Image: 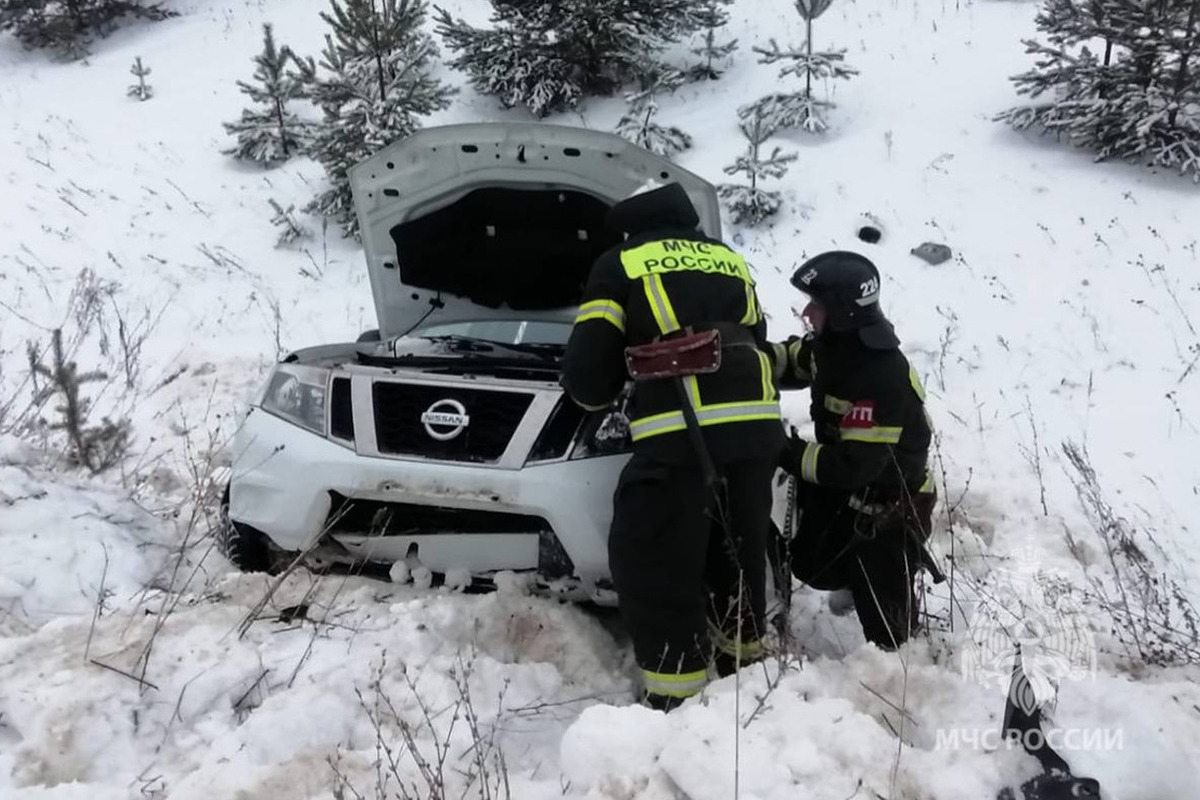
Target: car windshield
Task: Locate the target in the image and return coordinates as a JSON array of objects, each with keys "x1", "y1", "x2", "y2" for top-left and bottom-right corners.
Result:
[{"x1": 414, "y1": 320, "x2": 573, "y2": 347}]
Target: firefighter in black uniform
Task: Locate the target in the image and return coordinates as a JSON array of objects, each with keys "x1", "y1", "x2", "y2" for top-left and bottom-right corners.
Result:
[
  {"x1": 770, "y1": 250, "x2": 937, "y2": 650},
  {"x1": 561, "y1": 182, "x2": 785, "y2": 710}
]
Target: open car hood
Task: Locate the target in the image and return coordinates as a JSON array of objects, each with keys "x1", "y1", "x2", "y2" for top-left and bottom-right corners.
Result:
[{"x1": 348, "y1": 123, "x2": 722, "y2": 339}]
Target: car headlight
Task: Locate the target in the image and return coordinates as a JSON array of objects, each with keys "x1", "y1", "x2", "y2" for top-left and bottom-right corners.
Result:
[
  {"x1": 260, "y1": 363, "x2": 331, "y2": 435},
  {"x1": 569, "y1": 409, "x2": 631, "y2": 459}
]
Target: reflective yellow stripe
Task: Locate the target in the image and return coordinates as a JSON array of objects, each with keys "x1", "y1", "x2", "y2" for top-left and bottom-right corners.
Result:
[
  {"x1": 800, "y1": 442, "x2": 822, "y2": 482},
  {"x1": 620, "y1": 240, "x2": 753, "y2": 284},
  {"x1": 629, "y1": 401, "x2": 782, "y2": 441},
  {"x1": 840, "y1": 426, "x2": 903, "y2": 444},
  {"x1": 770, "y1": 342, "x2": 788, "y2": 380},
  {"x1": 722, "y1": 639, "x2": 764, "y2": 660},
  {"x1": 642, "y1": 274, "x2": 680, "y2": 334},
  {"x1": 757, "y1": 349, "x2": 774, "y2": 401},
  {"x1": 919, "y1": 471, "x2": 935, "y2": 493},
  {"x1": 630, "y1": 419, "x2": 689, "y2": 439},
  {"x1": 739, "y1": 283, "x2": 759, "y2": 325},
  {"x1": 909, "y1": 366, "x2": 926, "y2": 402},
  {"x1": 824, "y1": 395, "x2": 853, "y2": 415},
  {"x1": 575, "y1": 299, "x2": 626, "y2": 333},
  {"x1": 642, "y1": 272, "x2": 695, "y2": 404},
  {"x1": 574, "y1": 309, "x2": 625, "y2": 331},
  {"x1": 788, "y1": 338, "x2": 812, "y2": 381},
  {"x1": 708, "y1": 620, "x2": 765, "y2": 660},
  {"x1": 643, "y1": 668, "x2": 709, "y2": 698},
  {"x1": 629, "y1": 409, "x2": 682, "y2": 426}
]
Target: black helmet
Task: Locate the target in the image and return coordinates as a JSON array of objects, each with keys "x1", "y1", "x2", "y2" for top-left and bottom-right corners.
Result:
[{"x1": 790, "y1": 251, "x2": 900, "y2": 349}]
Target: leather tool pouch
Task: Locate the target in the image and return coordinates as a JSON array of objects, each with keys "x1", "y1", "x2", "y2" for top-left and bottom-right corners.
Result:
[{"x1": 625, "y1": 328, "x2": 722, "y2": 381}]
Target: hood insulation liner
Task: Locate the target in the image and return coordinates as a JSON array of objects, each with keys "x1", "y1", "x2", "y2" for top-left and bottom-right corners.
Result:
[{"x1": 389, "y1": 187, "x2": 620, "y2": 310}]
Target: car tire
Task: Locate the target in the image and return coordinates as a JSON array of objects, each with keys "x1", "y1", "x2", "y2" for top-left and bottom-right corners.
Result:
[
  {"x1": 356, "y1": 329, "x2": 381, "y2": 343},
  {"x1": 218, "y1": 484, "x2": 275, "y2": 573}
]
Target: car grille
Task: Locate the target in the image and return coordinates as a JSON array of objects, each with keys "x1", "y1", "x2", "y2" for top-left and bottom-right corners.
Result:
[{"x1": 372, "y1": 382, "x2": 534, "y2": 462}]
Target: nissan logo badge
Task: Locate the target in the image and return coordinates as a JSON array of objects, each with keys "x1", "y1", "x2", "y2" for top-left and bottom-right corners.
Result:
[{"x1": 420, "y1": 399, "x2": 470, "y2": 441}]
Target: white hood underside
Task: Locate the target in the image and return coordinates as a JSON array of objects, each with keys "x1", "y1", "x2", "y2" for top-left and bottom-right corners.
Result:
[{"x1": 349, "y1": 123, "x2": 722, "y2": 339}]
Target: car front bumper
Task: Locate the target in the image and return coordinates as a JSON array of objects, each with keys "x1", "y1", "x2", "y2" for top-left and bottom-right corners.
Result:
[{"x1": 229, "y1": 408, "x2": 628, "y2": 601}]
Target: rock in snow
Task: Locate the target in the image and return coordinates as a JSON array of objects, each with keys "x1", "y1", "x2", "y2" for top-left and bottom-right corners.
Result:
[{"x1": 911, "y1": 241, "x2": 953, "y2": 265}]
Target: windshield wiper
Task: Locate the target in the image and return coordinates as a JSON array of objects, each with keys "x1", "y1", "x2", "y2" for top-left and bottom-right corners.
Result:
[
  {"x1": 424, "y1": 334, "x2": 561, "y2": 363},
  {"x1": 423, "y1": 334, "x2": 494, "y2": 353},
  {"x1": 480, "y1": 339, "x2": 563, "y2": 361},
  {"x1": 356, "y1": 350, "x2": 560, "y2": 372}
]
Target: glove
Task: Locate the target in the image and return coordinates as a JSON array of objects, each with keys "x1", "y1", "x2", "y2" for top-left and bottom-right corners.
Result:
[{"x1": 780, "y1": 426, "x2": 811, "y2": 476}]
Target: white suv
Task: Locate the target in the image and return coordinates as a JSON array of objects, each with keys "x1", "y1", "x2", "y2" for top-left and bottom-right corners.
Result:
[{"x1": 221, "y1": 123, "x2": 724, "y2": 604}]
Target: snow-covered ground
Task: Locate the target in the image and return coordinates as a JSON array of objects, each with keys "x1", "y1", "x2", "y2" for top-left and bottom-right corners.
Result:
[{"x1": 3, "y1": 0, "x2": 1200, "y2": 797}]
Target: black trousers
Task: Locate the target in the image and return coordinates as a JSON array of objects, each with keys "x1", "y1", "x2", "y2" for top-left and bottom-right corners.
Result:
[
  {"x1": 774, "y1": 483, "x2": 935, "y2": 650},
  {"x1": 608, "y1": 453, "x2": 778, "y2": 696}
]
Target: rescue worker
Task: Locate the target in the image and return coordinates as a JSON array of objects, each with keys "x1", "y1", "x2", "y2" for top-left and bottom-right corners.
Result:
[
  {"x1": 561, "y1": 181, "x2": 784, "y2": 710},
  {"x1": 769, "y1": 250, "x2": 937, "y2": 650}
]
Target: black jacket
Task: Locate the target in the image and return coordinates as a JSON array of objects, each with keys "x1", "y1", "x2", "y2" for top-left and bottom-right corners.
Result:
[
  {"x1": 772, "y1": 331, "x2": 932, "y2": 493},
  {"x1": 561, "y1": 184, "x2": 784, "y2": 464}
]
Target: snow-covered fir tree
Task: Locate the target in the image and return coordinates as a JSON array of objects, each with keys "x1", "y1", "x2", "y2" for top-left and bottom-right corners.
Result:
[
  {"x1": 127, "y1": 56, "x2": 152, "y2": 101},
  {"x1": 0, "y1": 0, "x2": 175, "y2": 60},
  {"x1": 615, "y1": 66, "x2": 692, "y2": 157},
  {"x1": 223, "y1": 24, "x2": 313, "y2": 167},
  {"x1": 997, "y1": 0, "x2": 1200, "y2": 181},
  {"x1": 685, "y1": 0, "x2": 738, "y2": 81},
  {"x1": 268, "y1": 199, "x2": 311, "y2": 247},
  {"x1": 305, "y1": 0, "x2": 455, "y2": 238},
  {"x1": 739, "y1": 0, "x2": 857, "y2": 135},
  {"x1": 718, "y1": 110, "x2": 798, "y2": 227},
  {"x1": 434, "y1": 0, "x2": 708, "y2": 118}
]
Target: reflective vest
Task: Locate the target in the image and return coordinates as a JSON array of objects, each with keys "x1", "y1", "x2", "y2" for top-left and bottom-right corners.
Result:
[{"x1": 563, "y1": 230, "x2": 785, "y2": 464}]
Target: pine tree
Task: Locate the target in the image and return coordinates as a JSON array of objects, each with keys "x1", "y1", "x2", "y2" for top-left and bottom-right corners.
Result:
[
  {"x1": 615, "y1": 66, "x2": 692, "y2": 157},
  {"x1": 0, "y1": 0, "x2": 175, "y2": 61},
  {"x1": 685, "y1": 0, "x2": 738, "y2": 81},
  {"x1": 718, "y1": 110, "x2": 798, "y2": 227},
  {"x1": 30, "y1": 328, "x2": 130, "y2": 474},
  {"x1": 305, "y1": 0, "x2": 455, "y2": 238},
  {"x1": 126, "y1": 55, "x2": 152, "y2": 101},
  {"x1": 434, "y1": 0, "x2": 709, "y2": 118},
  {"x1": 223, "y1": 24, "x2": 314, "y2": 166},
  {"x1": 994, "y1": 2, "x2": 1122, "y2": 143},
  {"x1": 997, "y1": 0, "x2": 1200, "y2": 181},
  {"x1": 269, "y1": 198, "x2": 311, "y2": 247},
  {"x1": 739, "y1": 0, "x2": 857, "y2": 135}
]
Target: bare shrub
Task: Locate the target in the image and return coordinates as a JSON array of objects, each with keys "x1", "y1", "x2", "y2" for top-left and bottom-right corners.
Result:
[
  {"x1": 344, "y1": 653, "x2": 511, "y2": 800},
  {"x1": 1061, "y1": 440, "x2": 1200, "y2": 667},
  {"x1": 108, "y1": 291, "x2": 170, "y2": 391},
  {"x1": 82, "y1": 415, "x2": 235, "y2": 696}
]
